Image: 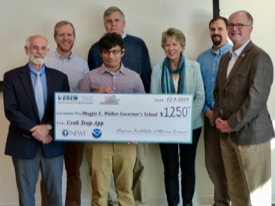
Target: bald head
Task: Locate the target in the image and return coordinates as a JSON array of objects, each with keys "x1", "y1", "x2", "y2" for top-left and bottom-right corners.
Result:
[{"x1": 228, "y1": 10, "x2": 253, "y2": 50}]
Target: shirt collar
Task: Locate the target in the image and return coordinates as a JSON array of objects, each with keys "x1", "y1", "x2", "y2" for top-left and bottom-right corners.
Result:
[
  {"x1": 121, "y1": 32, "x2": 127, "y2": 39},
  {"x1": 28, "y1": 63, "x2": 46, "y2": 75},
  {"x1": 230, "y1": 39, "x2": 251, "y2": 57},
  {"x1": 54, "y1": 49, "x2": 74, "y2": 60},
  {"x1": 210, "y1": 42, "x2": 232, "y2": 56},
  {"x1": 99, "y1": 63, "x2": 126, "y2": 74}
]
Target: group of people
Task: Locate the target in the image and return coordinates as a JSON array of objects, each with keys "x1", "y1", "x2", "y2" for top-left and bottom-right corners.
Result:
[{"x1": 3, "y1": 5, "x2": 273, "y2": 206}]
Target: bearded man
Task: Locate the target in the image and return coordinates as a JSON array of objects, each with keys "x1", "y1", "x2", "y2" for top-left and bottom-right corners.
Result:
[
  {"x1": 196, "y1": 16, "x2": 232, "y2": 206},
  {"x1": 3, "y1": 35, "x2": 69, "y2": 206}
]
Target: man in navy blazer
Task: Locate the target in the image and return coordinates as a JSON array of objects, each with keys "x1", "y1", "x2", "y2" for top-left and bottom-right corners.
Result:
[{"x1": 3, "y1": 35, "x2": 69, "y2": 206}]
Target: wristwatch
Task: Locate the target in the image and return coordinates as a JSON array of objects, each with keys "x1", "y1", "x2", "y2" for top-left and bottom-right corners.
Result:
[{"x1": 46, "y1": 124, "x2": 53, "y2": 132}]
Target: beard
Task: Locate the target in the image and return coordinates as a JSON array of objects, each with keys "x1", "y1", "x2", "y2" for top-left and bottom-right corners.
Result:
[
  {"x1": 211, "y1": 34, "x2": 222, "y2": 46},
  {"x1": 29, "y1": 53, "x2": 47, "y2": 65}
]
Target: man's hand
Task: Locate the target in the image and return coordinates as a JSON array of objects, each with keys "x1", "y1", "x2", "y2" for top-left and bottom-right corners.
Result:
[
  {"x1": 98, "y1": 85, "x2": 114, "y2": 93},
  {"x1": 215, "y1": 118, "x2": 232, "y2": 133},
  {"x1": 30, "y1": 124, "x2": 50, "y2": 142},
  {"x1": 42, "y1": 134, "x2": 53, "y2": 144},
  {"x1": 205, "y1": 110, "x2": 214, "y2": 126}
]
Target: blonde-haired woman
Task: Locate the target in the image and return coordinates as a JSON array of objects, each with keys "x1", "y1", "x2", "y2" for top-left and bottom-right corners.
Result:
[{"x1": 151, "y1": 28, "x2": 204, "y2": 206}]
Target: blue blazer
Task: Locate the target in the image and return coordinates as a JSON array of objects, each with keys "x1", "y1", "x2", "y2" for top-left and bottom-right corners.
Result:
[
  {"x1": 150, "y1": 59, "x2": 205, "y2": 129},
  {"x1": 3, "y1": 64, "x2": 70, "y2": 159}
]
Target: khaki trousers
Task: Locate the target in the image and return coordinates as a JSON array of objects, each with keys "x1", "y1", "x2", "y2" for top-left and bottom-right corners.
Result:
[
  {"x1": 108, "y1": 143, "x2": 148, "y2": 206},
  {"x1": 220, "y1": 137, "x2": 271, "y2": 206},
  {"x1": 86, "y1": 142, "x2": 136, "y2": 206}
]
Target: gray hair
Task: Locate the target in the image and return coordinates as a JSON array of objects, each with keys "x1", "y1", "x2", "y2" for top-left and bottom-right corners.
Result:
[
  {"x1": 103, "y1": 6, "x2": 125, "y2": 21},
  {"x1": 25, "y1": 35, "x2": 49, "y2": 49}
]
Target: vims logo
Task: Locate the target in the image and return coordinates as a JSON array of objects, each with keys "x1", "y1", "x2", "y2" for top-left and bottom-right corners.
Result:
[
  {"x1": 58, "y1": 95, "x2": 78, "y2": 101},
  {"x1": 92, "y1": 128, "x2": 102, "y2": 138}
]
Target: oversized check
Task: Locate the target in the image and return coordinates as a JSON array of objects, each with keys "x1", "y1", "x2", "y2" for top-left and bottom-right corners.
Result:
[{"x1": 54, "y1": 93, "x2": 193, "y2": 143}]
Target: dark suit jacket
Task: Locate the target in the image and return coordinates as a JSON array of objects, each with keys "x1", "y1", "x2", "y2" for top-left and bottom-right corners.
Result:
[
  {"x1": 213, "y1": 41, "x2": 274, "y2": 145},
  {"x1": 3, "y1": 64, "x2": 70, "y2": 159}
]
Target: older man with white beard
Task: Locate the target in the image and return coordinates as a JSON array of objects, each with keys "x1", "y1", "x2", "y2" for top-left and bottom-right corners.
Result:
[{"x1": 3, "y1": 35, "x2": 69, "y2": 206}]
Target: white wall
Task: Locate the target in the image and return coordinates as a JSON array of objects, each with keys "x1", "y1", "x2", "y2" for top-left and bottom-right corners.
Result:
[
  {"x1": 1, "y1": 0, "x2": 275, "y2": 205},
  {"x1": 0, "y1": 0, "x2": 212, "y2": 80}
]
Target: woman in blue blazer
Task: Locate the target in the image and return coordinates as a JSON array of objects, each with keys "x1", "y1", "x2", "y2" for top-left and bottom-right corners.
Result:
[{"x1": 151, "y1": 28, "x2": 204, "y2": 206}]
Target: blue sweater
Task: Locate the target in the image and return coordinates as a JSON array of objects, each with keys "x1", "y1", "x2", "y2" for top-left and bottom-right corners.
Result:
[{"x1": 87, "y1": 34, "x2": 152, "y2": 93}]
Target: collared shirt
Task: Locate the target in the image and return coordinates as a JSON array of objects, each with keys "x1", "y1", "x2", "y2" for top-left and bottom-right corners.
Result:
[
  {"x1": 28, "y1": 63, "x2": 47, "y2": 105},
  {"x1": 80, "y1": 63, "x2": 145, "y2": 94},
  {"x1": 121, "y1": 32, "x2": 126, "y2": 39},
  {"x1": 197, "y1": 42, "x2": 232, "y2": 113},
  {"x1": 46, "y1": 50, "x2": 89, "y2": 92},
  {"x1": 227, "y1": 39, "x2": 251, "y2": 77}
]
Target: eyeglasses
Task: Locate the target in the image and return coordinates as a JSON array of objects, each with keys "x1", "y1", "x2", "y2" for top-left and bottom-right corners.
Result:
[
  {"x1": 228, "y1": 23, "x2": 251, "y2": 29},
  {"x1": 102, "y1": 50, "x2": 122, "y2": 55},
  {"x1": 29, "y1": 46, "x2": 48, "y2": 52}
]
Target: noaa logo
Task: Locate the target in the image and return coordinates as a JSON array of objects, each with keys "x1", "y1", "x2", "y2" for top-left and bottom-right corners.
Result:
[
  {"x1": 62, "y1": 129, "x2": 69, "y2": 136},
  {"x1": 92, "y1": 128, "x2": 102, "y2": 138}
]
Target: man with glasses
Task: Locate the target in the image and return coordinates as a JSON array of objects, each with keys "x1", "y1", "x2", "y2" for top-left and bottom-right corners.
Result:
[
  {"x1": 213, "y1": 10, "x2": 273, "y2": 206},
  {"x1": 81, "y1": 33, "x2": 145, "y2": 206},
  {"x1": 197, "y1": 16, "x2": 231, "y2": 206},
  {"x1": 3, "y1": 35, "x2": 69, "y2": 206},
  {"x1": 88, "y1": 6, "x2": 151, "y2": 206}
]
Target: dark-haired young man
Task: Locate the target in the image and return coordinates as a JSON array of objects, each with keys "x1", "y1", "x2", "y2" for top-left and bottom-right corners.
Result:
[
  {"x1": 80, "y1": 33, "x2": 145, "y2": 206},
  {"x1": 88, "y1": 7, "x2": 151, "y2": 205},
  {"x1": 197, "y1": 16, "x2": 231, "y2": 206}
]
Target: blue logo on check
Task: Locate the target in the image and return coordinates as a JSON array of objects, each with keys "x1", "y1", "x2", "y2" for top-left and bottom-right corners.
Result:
[
  {"x1": 92, "y1": 128, "x2": 102, "y2": 138},
  {"x1": 62, "y1": 129, "x2": 69, "y2": 137}
]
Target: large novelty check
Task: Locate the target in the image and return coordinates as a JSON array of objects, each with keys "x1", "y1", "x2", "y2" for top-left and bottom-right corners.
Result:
[{"x1": 54, "y1": 93, "x2": 193, "y2": 143}]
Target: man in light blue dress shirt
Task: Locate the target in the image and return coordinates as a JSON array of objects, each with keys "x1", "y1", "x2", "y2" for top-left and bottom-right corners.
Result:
[
  {"x1": 196, "y1": 16, "x2": 232, "y2": 206},
  {"x1": 41, "y1": 21, "x2": 89, "y2": 206}
]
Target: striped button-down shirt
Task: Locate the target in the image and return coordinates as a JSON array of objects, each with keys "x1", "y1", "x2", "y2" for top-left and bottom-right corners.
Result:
[
  {"x1": 80, "y1": 63, "x2": 145, "y2": 94},
  {"x1": 46, "y1": 50, "x2": 89, "y2": 92}
]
